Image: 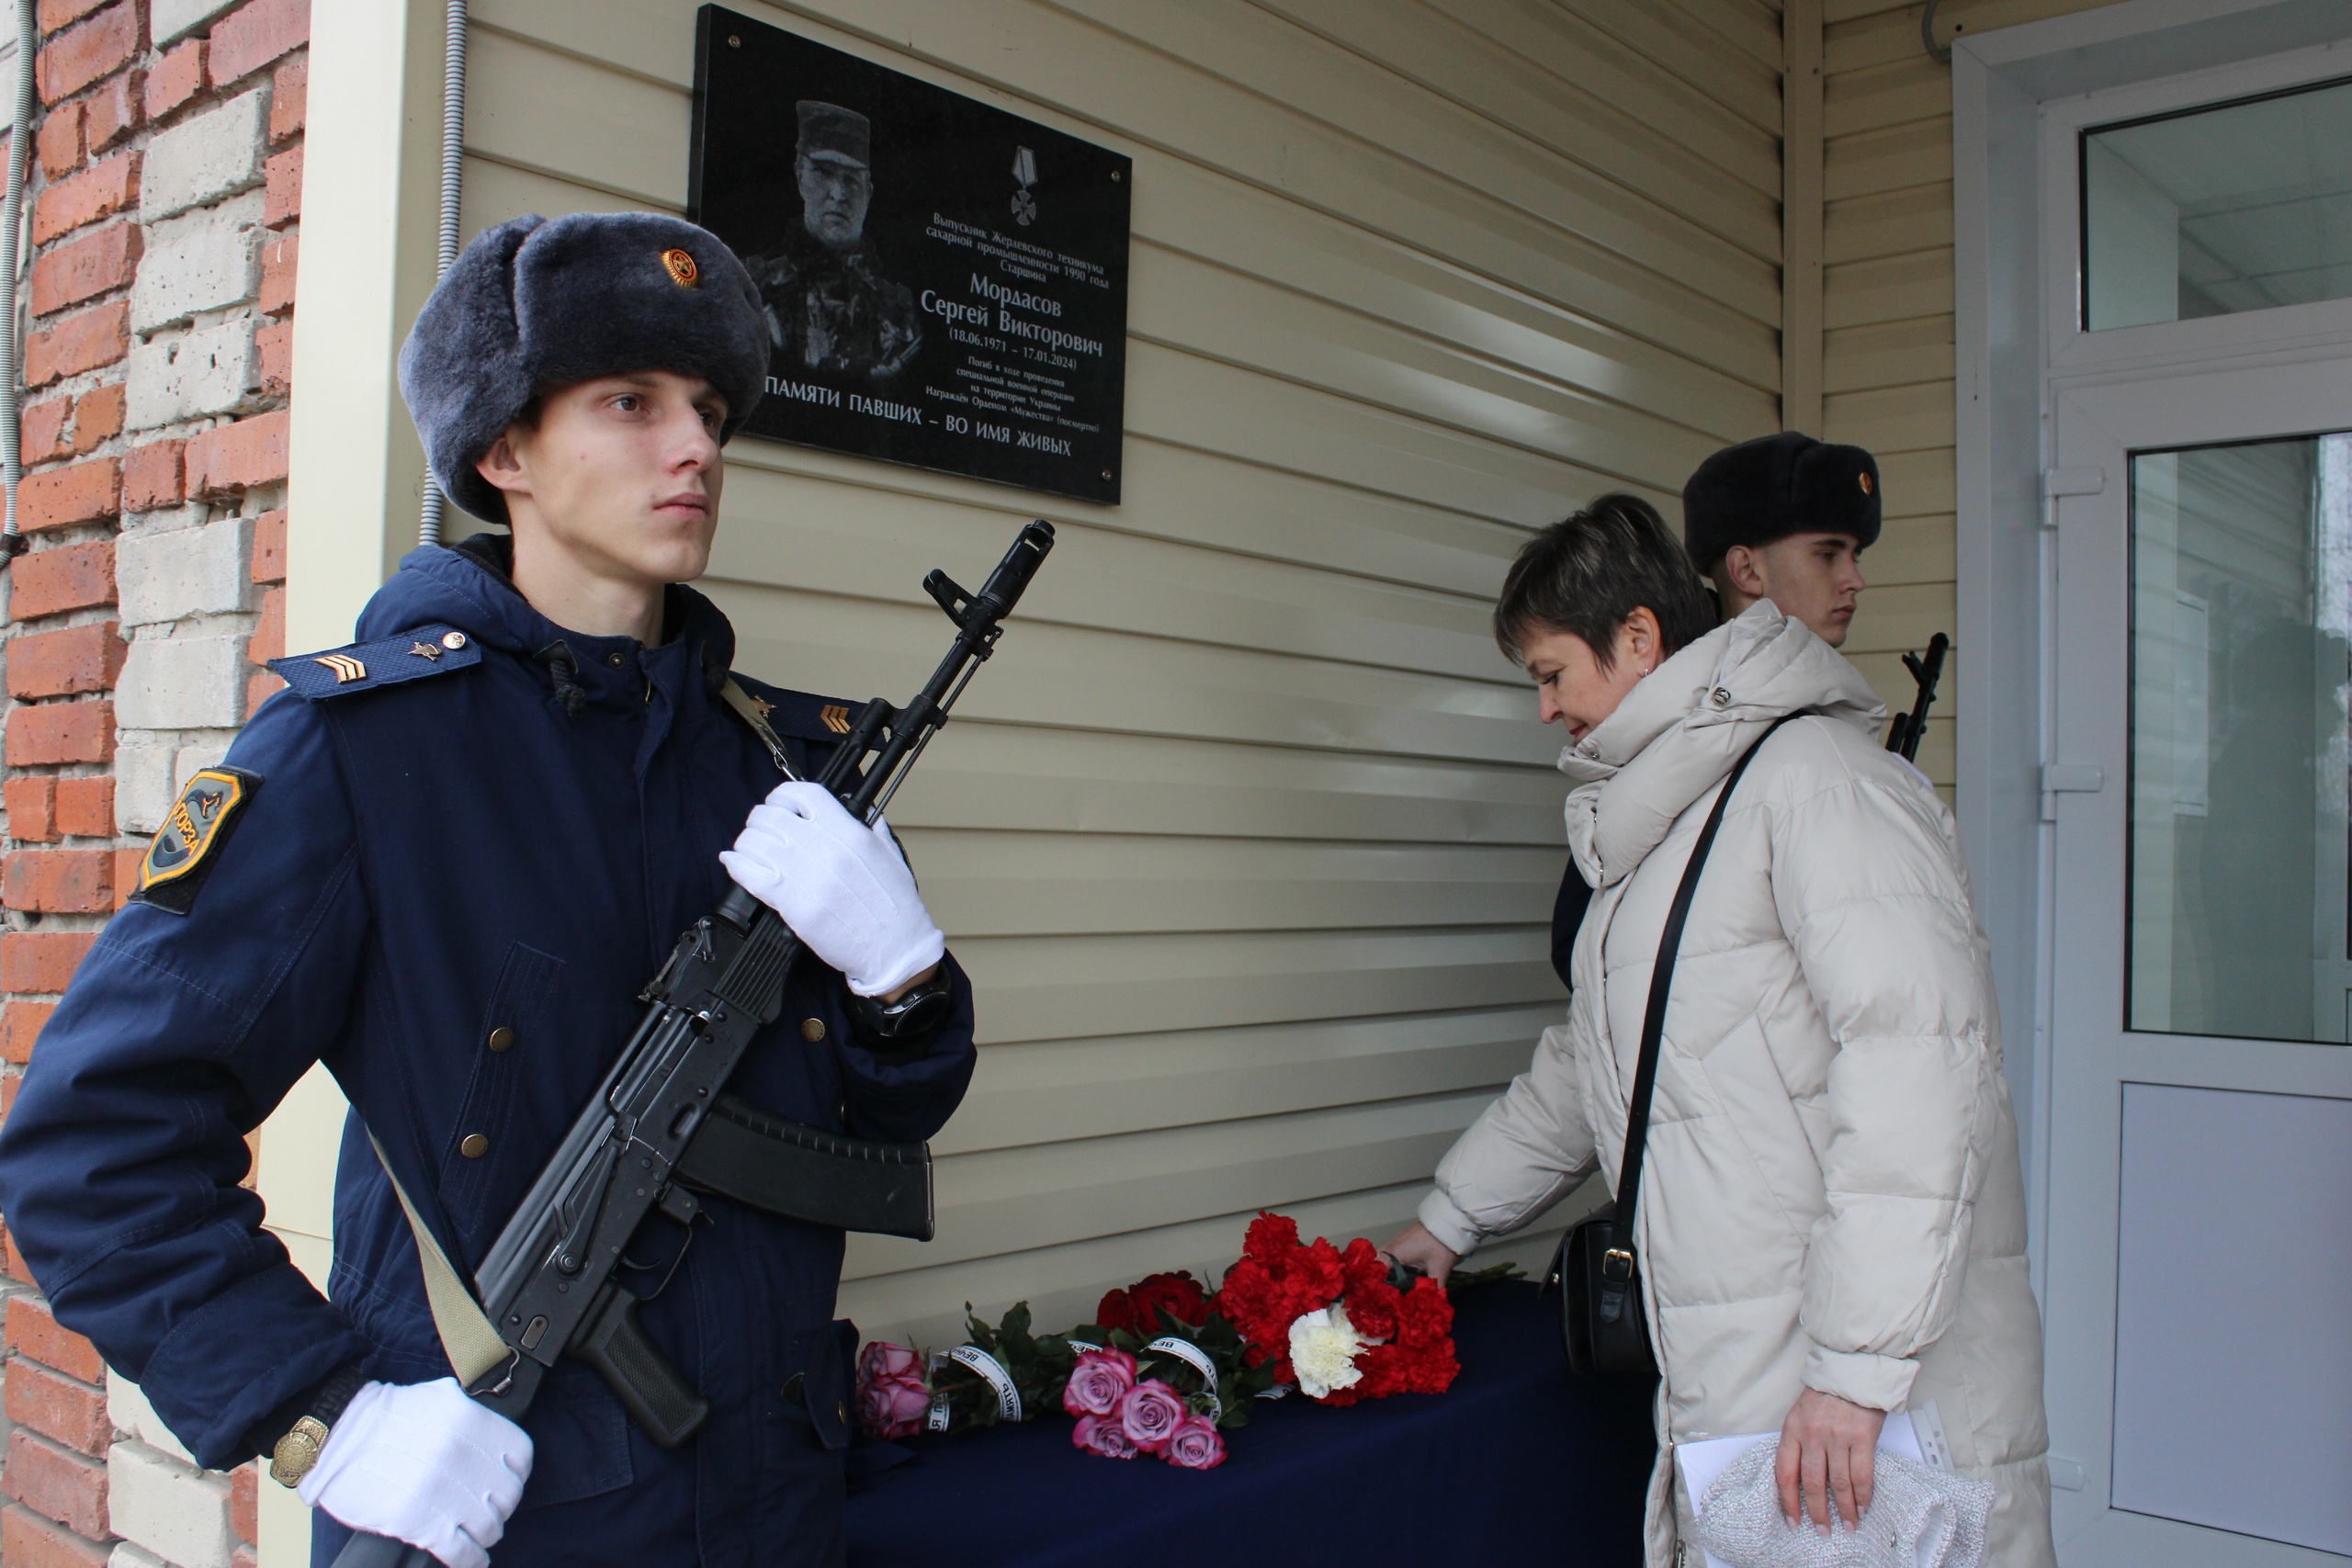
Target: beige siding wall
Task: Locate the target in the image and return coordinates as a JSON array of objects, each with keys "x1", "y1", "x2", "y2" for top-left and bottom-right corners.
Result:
[
  {"x1": 459, "y1": 0, "x2": 1782, "y2": 1348},
  {"x1": 1818, "y1": 0, "x2": 2120, "y2": 789}
]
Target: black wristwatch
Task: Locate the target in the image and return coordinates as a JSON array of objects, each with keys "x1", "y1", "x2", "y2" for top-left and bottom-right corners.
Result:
[
  {"x1": 266, "y1": 1364, "x2": 370, "y2": 1489},
  {"x1": 848, "y1": 969, "x2": 954, "y2": 1043}
]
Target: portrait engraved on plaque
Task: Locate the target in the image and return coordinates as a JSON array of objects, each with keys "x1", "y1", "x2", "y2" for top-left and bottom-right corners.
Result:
[{"x1": 693, "y1": 7, "x2": 1134, "y2": 502}]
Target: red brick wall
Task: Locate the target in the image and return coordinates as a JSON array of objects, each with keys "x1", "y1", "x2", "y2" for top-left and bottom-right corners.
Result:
[{"x1": 0, "y1": 3, "x2": 306, "y2": 1562}]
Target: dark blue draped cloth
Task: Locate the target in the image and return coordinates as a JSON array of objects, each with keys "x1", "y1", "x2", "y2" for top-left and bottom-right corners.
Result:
[{"x1": 846, "y1": 1281, "x2": 1657, "y2": 1565}]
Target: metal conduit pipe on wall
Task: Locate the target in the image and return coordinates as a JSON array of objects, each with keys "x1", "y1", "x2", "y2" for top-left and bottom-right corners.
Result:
[
  {"x1": 1922, "y1": 0, "x2": 1955, "y2": 63},
  {"x1": 1, "y1": 0, "x2": 39, "y2": 564},
  {"x1": 418, "y1": 0, "x2": 469, "y2": 548}
]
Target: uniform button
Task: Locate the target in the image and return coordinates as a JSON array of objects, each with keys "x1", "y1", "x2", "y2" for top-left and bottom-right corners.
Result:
[
  {"x1": 442, "y1": 631, "x2": 467, "y2": 650},
  {"x1": 800, "y1": 1018, "x2": 826, "y2": 1043},
  {"x1": 607, "y1": 652, "x2": 625, "y2": 668},
  {"x1": 1709, "y1": 687, "x2": 1734, "y2": 707},
  {"x1": 836, "y1": 1400, "x2": 847, "y2": 1425},
  {"x1": 487, "y1": 1026, "x2": 515, "y2": 1053},
  {"x1": 459, "y1": 1134, "x2": 490, "y2": 1158}
]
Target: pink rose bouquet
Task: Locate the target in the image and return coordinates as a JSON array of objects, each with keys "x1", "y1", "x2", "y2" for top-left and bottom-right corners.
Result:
[
  {"x1": 1116, "y1": 1379, "x2": 1188, "y2": 1455},
  {"x1": 1061, "y1": 1347, "x2": 1137, "y2": 1417},
  {"x1": 1162, "y1": 1413, "x2": 1226, "y2": 1471},
  {"x1": 854, "y1": 1342, "x2": 931, "y2": 1440},
  {"x1": 1072, "y1": 1413, "x2": 1140, "y2": 1460}
]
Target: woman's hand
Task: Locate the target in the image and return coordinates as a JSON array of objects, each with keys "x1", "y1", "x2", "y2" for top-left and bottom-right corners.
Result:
[
  {"x1": 1376, "y1": 1222, "x2": 1459, "y2": 1283},
  {"x1": 1775, "y1": 1387, "x2": 1884, "y2": 1532}
]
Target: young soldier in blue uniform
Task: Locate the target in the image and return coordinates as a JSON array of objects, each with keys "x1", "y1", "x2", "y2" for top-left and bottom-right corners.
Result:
[{"x1": 0, "y1": 211, "x2": 977, "y2": 1567}]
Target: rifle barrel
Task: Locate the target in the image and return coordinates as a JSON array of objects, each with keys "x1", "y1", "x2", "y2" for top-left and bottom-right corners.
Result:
[{"x1": 1888, "y1": 632, "x2": 1949, "y2": 764}]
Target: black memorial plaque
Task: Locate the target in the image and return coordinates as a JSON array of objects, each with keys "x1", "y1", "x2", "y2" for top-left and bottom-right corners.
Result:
[{"x1": 691, "y1": 7, "x2": 1132, "y2": 503}]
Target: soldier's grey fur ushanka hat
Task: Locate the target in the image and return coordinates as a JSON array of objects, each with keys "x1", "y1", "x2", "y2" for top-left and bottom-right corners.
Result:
[{"x1": 398, "y1": 210, "x2": 769, "y2": 524}]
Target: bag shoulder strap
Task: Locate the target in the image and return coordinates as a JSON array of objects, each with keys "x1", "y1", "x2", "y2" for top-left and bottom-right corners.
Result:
[
  {"x1": 1607, "y1": 713, "x2": 1803, "y2": 1267},
  {"x1": 369, "y1": 1135, "x2": 511, "y2": 1386}
]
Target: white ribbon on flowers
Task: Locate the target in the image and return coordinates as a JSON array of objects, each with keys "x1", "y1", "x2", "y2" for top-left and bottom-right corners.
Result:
[
  {"x1": 943, "y1": 1344, "x2": 1023, "y2": 1422},
  {"x1": 1067, "y1": 1340, "x2": 1102, "y2": 1355},
  {"x1": 1145, "y1": 1336, "x2": 1223, "y2": 1422}
]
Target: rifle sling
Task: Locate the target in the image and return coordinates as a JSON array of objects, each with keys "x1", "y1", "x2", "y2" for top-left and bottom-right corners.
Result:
[
  {"x1": 369, "y1": 1090, "x2": 934, "y2": 1391},
  {"x1": 720, "y1": 678, "x2": 805, "y2": 781},
  {"x1": 675, "y1": 1094, "x2": 936, "y2": 1241},
  {"x1": 368, "y1": 1136, "x2": 513, "y2": 1387},
  {"x1": 711, "y1": 678, "x2": 936, "y2": 1240}
]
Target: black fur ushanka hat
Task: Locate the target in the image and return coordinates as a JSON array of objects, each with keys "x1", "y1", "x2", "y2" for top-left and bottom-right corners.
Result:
[
  {"x1": 1680, "y1": 431, "x2": 1882, "y2": 570},
  {"x1": 398, "y1": 211, "x2": 769, "y2": 524}
]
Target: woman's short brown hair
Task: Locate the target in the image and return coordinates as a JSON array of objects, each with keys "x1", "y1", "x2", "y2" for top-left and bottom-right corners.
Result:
[{"x1": 1492, "y1": 493, "x2": 1717, "y2": 667}]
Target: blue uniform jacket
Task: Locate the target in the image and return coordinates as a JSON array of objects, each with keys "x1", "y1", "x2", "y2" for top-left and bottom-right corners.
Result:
[{"x1": 0, "y1": 540, "x2": 976, "y2": 1565}]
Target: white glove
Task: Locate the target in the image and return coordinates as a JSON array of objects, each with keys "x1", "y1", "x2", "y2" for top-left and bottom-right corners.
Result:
[
  {"x1": 719, "y1": 782, "x2": 945, "y2": 998},
  {"x1": 297, "y1": 1378, "x2": 532, "y2": 1568}
]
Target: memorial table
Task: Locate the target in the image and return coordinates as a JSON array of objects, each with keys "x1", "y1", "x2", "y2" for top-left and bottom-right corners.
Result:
[{"x1": 845, "y1": 1281, "x2": 1657, "y2": 1565}]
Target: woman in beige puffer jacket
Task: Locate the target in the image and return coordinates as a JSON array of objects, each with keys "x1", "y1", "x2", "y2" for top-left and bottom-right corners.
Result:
[{"x1": 1413, "y1": 597, "x2": 2054, "y2": 1568}]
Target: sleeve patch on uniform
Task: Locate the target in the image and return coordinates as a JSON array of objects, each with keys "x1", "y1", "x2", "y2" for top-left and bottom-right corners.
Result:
[{"x1": 130, "y1": 767, "x2": 262, "y2": 915}]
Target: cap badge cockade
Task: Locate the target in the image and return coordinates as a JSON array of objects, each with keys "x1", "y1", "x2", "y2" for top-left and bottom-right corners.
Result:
[
  {"x1": 1859, "y1": 471, "x2": 1873, "y2": 495},
  {"x1": 662, "y1": 247, "x2": 699, "y2": 288}
]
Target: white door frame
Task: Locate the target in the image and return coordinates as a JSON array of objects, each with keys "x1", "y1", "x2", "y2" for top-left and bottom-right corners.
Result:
[
  {"x1": 1952, "y1": 0, "x2": 2352, "y2": 1280},
  {"x1": 2044, "y1": 360, "x2": 2352, "y2": 1565},
  {"x1": 1959, "y1": 3, "x2": 2352, "y2": 1562}
]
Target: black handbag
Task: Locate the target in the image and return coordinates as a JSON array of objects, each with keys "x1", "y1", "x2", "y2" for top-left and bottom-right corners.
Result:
[{"x1": 1547, "y1": 715, "x2": 1797, "y2": 1375}]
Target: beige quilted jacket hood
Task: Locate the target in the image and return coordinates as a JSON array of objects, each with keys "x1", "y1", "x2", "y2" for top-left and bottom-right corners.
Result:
[{"x1": 1419, "y1": 604, "x2": 2053, "y2": 1567}]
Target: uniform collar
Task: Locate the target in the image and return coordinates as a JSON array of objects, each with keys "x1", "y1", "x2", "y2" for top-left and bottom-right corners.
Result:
[{"x1": 366, "y1": 537, "x2": 739, "y2": 714}]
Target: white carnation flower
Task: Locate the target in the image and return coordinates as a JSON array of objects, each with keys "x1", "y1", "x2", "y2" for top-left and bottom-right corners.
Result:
[{"x1": 1287, "y1": 1303, "x2": 1366, "y2": 1399}]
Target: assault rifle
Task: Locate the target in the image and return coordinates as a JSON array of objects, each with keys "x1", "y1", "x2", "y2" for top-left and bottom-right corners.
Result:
[
  {"x1": 334, "y1": 521, "x2": 1055, "y2": 1568},
  {"x1": 1884, "y1": 631, "x2": 1948, "y2": 764}
]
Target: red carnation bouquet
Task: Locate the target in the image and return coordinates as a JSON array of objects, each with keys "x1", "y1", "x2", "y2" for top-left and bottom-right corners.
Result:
[{"x1": 1210, "y1": 1213, "x2": 1460, "y2": 1405}]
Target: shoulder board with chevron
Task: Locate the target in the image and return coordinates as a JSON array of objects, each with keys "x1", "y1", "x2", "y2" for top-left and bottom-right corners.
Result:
[
  {"x1": 267, "y1": 624, "x2": 485, "y2": 701},
  {"x1": 727, "y1": 678, "x2": 868, "y2": 744}
]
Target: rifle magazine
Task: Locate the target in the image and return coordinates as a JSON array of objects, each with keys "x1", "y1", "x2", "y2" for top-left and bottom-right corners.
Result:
[{"x1": 677, "y1": 1094, "x2": 935, "y2": 1241}]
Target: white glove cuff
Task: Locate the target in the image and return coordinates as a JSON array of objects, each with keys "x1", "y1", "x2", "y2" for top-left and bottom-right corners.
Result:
[
  {"x1": 846, "y1": 922, "x2": 946, "y2": 998},
  {"x1": 297, "y1": 1380, "x2": 390, "y2": 1508}
]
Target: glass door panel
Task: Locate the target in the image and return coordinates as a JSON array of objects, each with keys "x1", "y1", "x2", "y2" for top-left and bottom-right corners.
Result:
[
  {"x1": 2085, "y1": 76, "x2": 2352, "y2": 329},
  {"x1": 2128, "y1": 433, "x2": 2352, "y2": 1043}
]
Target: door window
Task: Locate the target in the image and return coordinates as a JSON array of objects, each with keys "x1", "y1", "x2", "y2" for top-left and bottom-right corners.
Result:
[
  {"x1": 2129, "y1": 434, "x2": 2352, "y2": 1042},
  {"x1": 2084, "y1": 75, "x2": 2352, "y2": 330}
]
